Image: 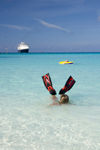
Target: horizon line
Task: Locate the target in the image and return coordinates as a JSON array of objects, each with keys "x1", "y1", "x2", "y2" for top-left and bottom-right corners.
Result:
[{"x1": 0, "y1": 51, "x2": 100, "y2": 54}]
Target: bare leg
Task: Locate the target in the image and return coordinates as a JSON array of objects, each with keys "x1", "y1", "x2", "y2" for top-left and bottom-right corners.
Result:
[
  {"x1": 51, "y1": 95, "x2": 58, "y2": 101},
  {"x1": 49, "y1": 95, "x2": 59, "y2": 106}
]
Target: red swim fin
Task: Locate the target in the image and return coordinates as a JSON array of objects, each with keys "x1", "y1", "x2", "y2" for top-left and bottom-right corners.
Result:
[
  {"x1": 42, "y1": 73, "x2": 56, "y2": 95},
  {"x1": 59, "y1": 76, "x2": 76, "y2": 94}
]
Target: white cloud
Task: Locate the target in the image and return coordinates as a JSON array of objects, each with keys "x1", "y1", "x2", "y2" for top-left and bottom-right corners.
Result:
[
  {"x1": 0, "y1": 24, "x2": 31, "y2": 31},
  {"x1": 35, "y1": 18, "x2": 71, "y2": 33}
]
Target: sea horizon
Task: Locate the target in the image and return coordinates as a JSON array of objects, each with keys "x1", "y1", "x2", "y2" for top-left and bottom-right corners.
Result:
[{"x1": 0, "y1": 51, "x2": 100, "y2": 54}]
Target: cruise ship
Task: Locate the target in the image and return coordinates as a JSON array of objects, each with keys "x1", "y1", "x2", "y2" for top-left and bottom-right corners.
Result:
[{"x1": 17, "y1": 42, "x2": 29, "y2": 53}]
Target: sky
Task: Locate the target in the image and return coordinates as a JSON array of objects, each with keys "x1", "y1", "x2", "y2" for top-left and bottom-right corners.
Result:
[{"x1": 0, "y1": 0, "x2": 100, "y2": 52}]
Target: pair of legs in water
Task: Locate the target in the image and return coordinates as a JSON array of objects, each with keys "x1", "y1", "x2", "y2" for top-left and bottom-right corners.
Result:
[{"x1": 42, "y1": 73, "x2": 76, "y2": 105}]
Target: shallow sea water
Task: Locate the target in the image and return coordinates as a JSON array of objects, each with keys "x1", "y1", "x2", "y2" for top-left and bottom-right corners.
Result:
[{"x1": 0, "y1": 53, "x2": 100, "y2": 150}]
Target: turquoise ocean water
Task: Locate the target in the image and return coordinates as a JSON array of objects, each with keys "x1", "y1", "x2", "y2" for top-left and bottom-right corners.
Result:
[{"x1": 0, "y1": 53, "x2": 100, "y2": 150}]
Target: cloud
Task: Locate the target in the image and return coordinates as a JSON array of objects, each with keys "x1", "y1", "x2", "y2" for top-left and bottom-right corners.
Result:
[
  {"x1": 35, "y1": 18, "x2": 71, "y2": 33},
  {"x1": 0, "y1": 24, "x2": 31, "y2": 31}
]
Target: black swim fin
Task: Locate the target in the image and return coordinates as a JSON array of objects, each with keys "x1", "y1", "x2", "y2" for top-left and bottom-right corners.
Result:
[
  {"x1": 42, "y1": 73, "x2": 56, "y2": 95},
  {"x1": 59, "y1": 76, "x2": 76, "y2": 94}
]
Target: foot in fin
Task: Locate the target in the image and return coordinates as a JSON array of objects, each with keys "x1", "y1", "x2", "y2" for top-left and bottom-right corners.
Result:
[
  {"x1": 59, "y1": 76, "x2": 76, "y2": 94},
  {"x1": 42, "y1": 73, "x2": 56, "y2": 95}
]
